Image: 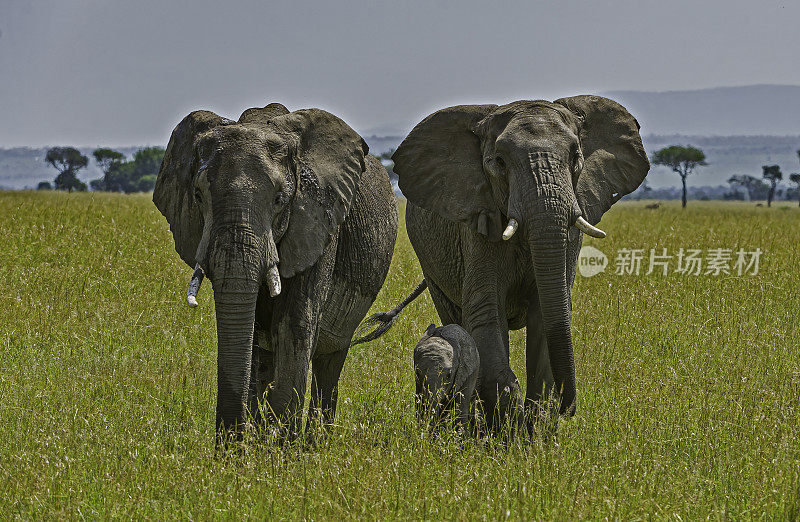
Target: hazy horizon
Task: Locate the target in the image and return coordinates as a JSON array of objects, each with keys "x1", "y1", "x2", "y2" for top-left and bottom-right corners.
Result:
[{"x1": 2, "y1": 1, "x2": 800, "y2": 148}]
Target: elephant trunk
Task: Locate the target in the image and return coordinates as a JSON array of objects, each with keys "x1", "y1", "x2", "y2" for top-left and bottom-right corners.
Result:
[
  {"x1": 213, "y1": 286, "x2": 259, "y2": 436},
  {"x1": 208, "y1": 224, "x2": 276, "y2": 438},
  {"x1": 510, "y1": 152, "x2": 578, "y2": 415},
  {"x1": 529, "y1": 228, "x2": 576, "y2": 414}
]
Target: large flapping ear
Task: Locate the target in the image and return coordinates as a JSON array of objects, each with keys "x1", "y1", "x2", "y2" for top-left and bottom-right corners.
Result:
[
  {"x1": 554, "y1": 95, "x2": 650, "y2": 225},
  {"x1": 392, "y1": 104, "x2": 506, "y2": 240},
  {"x1": 153, "y1": 110, "x2": 233, "y2": 267},
  {"x1": 267, "y1": 109, "x2": 368, "y2": 278},
  {"x1": 238, "y1": 103, "x2": 290, "y2": 124}
]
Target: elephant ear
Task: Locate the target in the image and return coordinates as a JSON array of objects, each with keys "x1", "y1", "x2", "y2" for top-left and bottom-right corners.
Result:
[
  {"x1": 392, "y1": 104, "x2": 504, "y2": 240},
  {"x1": 268, "y1": 108, "x2": 367, "y2": 278},
  {"x1": 153, "y1": 110, "x2": 234, "y2": 267},
  {"x1": 555, "y1": 95, "x2": 650, "y2": 225}
]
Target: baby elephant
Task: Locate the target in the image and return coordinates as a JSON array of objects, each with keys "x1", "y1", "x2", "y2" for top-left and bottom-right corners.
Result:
[{"x1": 414, "y1": 324, "x2": 480, "y2": 432}]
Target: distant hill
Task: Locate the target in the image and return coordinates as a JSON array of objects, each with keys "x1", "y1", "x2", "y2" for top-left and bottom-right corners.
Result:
[
  {"x1": 642, "y1": 134, "x2": 800, "y2": 188},
  {"x1": 3, "y1": 90, "x2": 799, "y2": 192},
  {"x1": 603, "y1": 85, "x2": 800, "y2": 136},
  {"x1": 363, "y1": 136, "x2": 402, "y2": 157}
]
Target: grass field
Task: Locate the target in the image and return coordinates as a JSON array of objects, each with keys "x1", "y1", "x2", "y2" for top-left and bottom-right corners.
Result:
[{"x1": 1, "y1": 191, "x2": 799, "y2": 519}]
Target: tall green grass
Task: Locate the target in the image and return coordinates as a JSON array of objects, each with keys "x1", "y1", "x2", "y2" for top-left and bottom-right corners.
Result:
[{"x1": 0, "y1": 192, "x2": 798, "y2": 518}]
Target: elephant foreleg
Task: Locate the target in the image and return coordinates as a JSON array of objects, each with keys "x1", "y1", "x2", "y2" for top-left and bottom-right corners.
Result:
[
  {"x1": 525, "y1": 296, "x2": 558, "y2": 437},
  {"x1": 266, "y1": 237, "x2": 338, "y2": 442},
  {"x1": 306, "y1": 346, "x2": 349, "y2": 439},
  {"x1": 248, "y1": 337, "x2": 273, "y2": 431},
  {"x1": 460, "y1": 234, "x2": 519, "y2": 432}
]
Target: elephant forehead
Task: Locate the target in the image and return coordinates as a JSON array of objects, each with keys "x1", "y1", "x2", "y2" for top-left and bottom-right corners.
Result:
[
  {"x1": 414, "y1": 337, "x2": 454, "y2": 368},
  {"x1": 198, "y1": 125, "x2": 272, "y2": 153},
  {"x1": 495, "y1": 101, "x2": 580, "y2": 133}
]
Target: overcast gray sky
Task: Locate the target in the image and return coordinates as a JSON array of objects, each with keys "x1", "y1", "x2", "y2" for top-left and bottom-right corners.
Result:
[{"x1": 1, "y1": 0, "x2": 799, "y2": 147}]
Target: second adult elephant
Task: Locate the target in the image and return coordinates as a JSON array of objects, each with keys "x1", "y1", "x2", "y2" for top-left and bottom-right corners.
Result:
[
  {"x1": 386, "y1": 96, "x2": 649, "y2": 430},
  {"x1": 154, "y1": 104, "x2": 398, "y2": 441}
]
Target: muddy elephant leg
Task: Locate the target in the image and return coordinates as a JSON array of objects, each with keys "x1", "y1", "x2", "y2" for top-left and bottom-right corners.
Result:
[
  {"x1": 306, "y1": 346, "x2": 349, "y2": 439},
  {"x1": 266, "y1": 238, "x2": 337, "y2": 442}
]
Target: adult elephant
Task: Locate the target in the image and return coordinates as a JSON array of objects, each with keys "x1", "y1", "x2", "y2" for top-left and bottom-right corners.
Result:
[
  {"x1": 154, "y1": 103, "x2": 398, "y2": 441},
  {"x1": 386, "y1": 96, "x2": 648, "y2": 430}
]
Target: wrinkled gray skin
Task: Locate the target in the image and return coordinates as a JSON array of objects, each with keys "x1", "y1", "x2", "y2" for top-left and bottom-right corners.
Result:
[
  {"x1": 154, "y1": 103, "x2": 398, "y2": 442},
  {"x1": 414, "y1": 324, "x2": 480, "y2": 432},
  {"x1": 393, "y1": 96, "x2": 649, "y2": 432}
]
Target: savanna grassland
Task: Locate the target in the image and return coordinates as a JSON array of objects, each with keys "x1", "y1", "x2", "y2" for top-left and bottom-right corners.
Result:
[{"x1": 1, "y1": 191, "x2": 799, "y2": 519}]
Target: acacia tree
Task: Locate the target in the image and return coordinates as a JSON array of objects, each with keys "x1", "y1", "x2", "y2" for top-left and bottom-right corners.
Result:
[
  {"x1": 91, "y1": 148, "x2": 125, "y2": 191},
  {"x1": 45, "y1": 147, "x2": 88, "y2": 192},
  {"x1": 651, "y1": 145, "x2": 707, "y2": 208},
  {"x1": 88, "y1": 146, "x2": 164, "y2": 192},
  {"x1": 789, "y1": 173, "x2": 800, "y2": 207},
  {"x1": 762, "y1": 164, "x2": 782, "y2": 207}
]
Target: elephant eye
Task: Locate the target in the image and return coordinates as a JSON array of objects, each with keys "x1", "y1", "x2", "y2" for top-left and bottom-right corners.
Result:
[
  {"x1": 495, "y1": 156, "x2": 506, "y2": 169},
  {"x1": 274, "y1": 191, "x2": 288, "y2": 206},
  {"x1": 194, "y1": 188, "x2": 203, "y2": 203}
]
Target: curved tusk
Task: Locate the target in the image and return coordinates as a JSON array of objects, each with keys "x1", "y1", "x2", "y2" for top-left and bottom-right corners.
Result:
[
  {"x1": 574, "y1": 216, "x2": 606, "y2": 238},
  {"x1": 186, "y1": 264, "x2": 204, "y2": 308},
  {"x1": 502, "y1": 218, "x2": 518, "y2": 241},
  {"x1": 267, "y1": 265, "x2": 281, "y2": 297}
]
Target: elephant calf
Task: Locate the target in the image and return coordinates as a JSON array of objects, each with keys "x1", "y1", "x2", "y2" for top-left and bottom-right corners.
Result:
[{"x1": 414, "y1": 324, "x2": 479, "y2": 433}]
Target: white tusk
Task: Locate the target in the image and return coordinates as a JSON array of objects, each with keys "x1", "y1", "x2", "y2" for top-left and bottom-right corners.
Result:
[
  {"x1": 502, "y1": 218, "x2": 518, "y2": 241},
  {"x1": 186, "y1": 264, "x2": 204, "y2": 308},
  {"x1": 268, "y1": 265, "x2": 281, "y2": 297},
  {"x1": 573, "y1": 216, "x2": 606, "y2": 238}
]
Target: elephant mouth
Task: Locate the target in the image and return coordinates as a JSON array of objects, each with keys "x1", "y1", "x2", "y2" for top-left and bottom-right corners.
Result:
[
  {"x1": 501, "y1": 214, "x2": 606, "y2": 241},
  {"x1": 184, "y1": 261, "x2": 282, "y2": 307}
]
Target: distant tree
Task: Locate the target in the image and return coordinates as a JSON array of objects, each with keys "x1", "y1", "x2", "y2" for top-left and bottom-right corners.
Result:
[
  {"x1": 789, "y1": 173, "x2": 800, "y2": 207},
  {"x1": 55, "y1": 171, "x2": 88, "y2": 192},
  {"x1": 87, "y1": 146, "x2": 164, "y2": 193},
  {"x1": 129, "y1": 147, "x2": 164, "y2": 191},
  {"x1": 762, "y1": 164, "x2": 782, "y2": 207},
  {"x1": 651, "y1": 145, "x2": 707, "y2": 208},
  {"x1": 45, "y1": 147, "x2": 88, "y2": 192},
  {"x1": 91, "y1": 148, "x2": 125, "y2": 191},
  {"x1": 37, "y1": 181, "x2": 52, "y2": 190},
  {"x1": 728, "y1": 175, "x2": 769, "y2": 201}
]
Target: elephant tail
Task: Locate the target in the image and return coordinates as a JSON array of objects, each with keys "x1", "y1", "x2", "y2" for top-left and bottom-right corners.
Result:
[{"x1": 351, "y1": 280, "x2": 428, "y2": 345}]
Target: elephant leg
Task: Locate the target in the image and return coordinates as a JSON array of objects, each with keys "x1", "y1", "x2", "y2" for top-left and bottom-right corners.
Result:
[
  {"x1": 267, "y1": 238, "x2": 338, "y2": 442},
  {"x1": 455, "y1": 389, "x2": 472, "y2": 435},
  {"x1": 306, "y1": 346, "x2": 349, "y2": 439},
  {"x1": 427, "y1": 279, "x2": 462, "y2": 326},
  {"x1": 525, "y1": 297, "x2": 558, "y2": 436},
  {"x1": 460, "y1": 237, "x2": 519, "y2": 433},
  {"x1": 248, "y1": 335, "x2": 274, "y2": 431}
]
